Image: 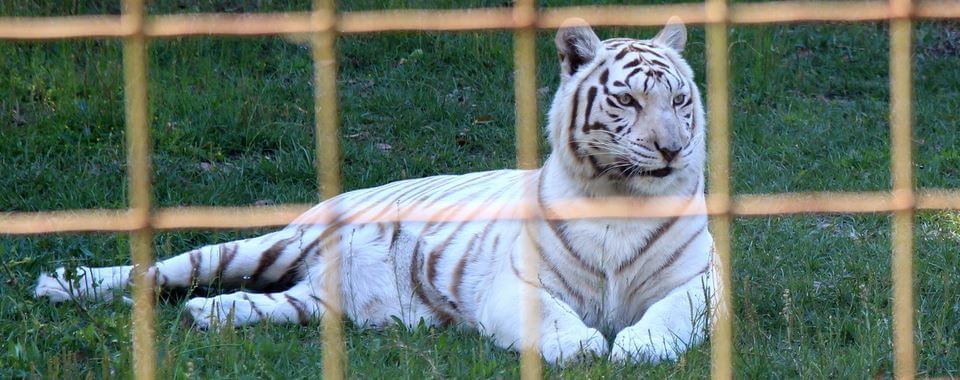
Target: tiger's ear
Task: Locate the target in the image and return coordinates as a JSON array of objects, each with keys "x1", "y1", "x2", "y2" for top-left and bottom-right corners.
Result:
[
  {"x1": 654, "y1": 16, "x2": 687, "y2": 53},
  {"x1": 555, "y1": 18, "x2": 601, "y2": 78}
]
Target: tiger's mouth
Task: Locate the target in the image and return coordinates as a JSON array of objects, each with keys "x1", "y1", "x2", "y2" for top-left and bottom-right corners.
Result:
[
  {"x1": 642, "y1": 167, "x2": 673, "y2": 178},
  {"x1": 609, "y1": 163, "x2": 673, "y2": 178}
]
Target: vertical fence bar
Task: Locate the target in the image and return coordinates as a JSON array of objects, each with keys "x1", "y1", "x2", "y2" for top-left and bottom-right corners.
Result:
[
  {"x1": 513, "y1": 0, "x2": 541, "y2": 378},
  {"x1": 312, "y1": 0, "x2": 344, "y2": 379},
  {"x1": 313, "y1": 4, "x2": 341, "y2": 200},
  {"x1": 121, "y1": 0, "x2": 155, "y2": 378},
  {"x1": 705, "y1": 0, "x2": 733, "y2": 378},
  {"x1": 889, "y1": 0, "x2": 915, "y2": 378}
]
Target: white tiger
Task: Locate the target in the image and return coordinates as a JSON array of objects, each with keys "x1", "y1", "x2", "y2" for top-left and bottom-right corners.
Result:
[{"x1": 36, "y1": 18, "x2": 715, "y2": 364}]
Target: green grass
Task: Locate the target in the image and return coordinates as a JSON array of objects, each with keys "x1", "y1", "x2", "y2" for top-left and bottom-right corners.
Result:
[{"x1": 2, "y1": 0, "x2": 959, "y2": 378}]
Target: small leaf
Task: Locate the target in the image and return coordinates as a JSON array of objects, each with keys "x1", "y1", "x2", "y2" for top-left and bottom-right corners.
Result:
[{"x1": 473, "y1": 115, "x2": 494, "y2": 124}]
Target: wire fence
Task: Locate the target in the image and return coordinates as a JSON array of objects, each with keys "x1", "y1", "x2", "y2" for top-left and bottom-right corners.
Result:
[{"x1": 2, "y1": 0, "x2": 960, "y2": 379}]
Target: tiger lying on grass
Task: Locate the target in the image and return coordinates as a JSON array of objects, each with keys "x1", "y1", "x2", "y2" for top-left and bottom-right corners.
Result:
[{"x1": 36, "y1": 18, "x2": 716, "y2": 364}]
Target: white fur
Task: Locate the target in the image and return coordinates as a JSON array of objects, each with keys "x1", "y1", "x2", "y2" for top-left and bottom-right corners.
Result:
[{"x1": 35, "y1": 20, "x2": 716, "y2": 365}]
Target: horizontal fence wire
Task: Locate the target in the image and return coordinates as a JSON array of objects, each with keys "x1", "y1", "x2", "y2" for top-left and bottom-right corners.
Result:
[
  {"x1": 2, "y1": 1, "x2": 960, "y2": 39},
  {"x1": 2, "y1": 191, "x2": 959, "y2": 234},
  {"x1": 3, "y1": 1, "x2": 960, "y2": 379}
]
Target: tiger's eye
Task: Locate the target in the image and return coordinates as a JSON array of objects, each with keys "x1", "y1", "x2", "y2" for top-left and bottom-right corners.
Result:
[
  {"x1": 673, "y1": 94, "x2": 686, "y2": 106},
  {"x1": 616, "y1": 93, "x2": 634, "y2": 106}
]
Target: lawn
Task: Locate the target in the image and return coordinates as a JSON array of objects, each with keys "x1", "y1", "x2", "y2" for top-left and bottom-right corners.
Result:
[{"x1": 2, "y1": 0, "x2": 959, "y2": 378}]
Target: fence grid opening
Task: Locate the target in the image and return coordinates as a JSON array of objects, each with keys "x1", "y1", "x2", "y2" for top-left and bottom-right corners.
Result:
[{"x1": 3, "y1": 1, "x2": 960, "y2": 379}]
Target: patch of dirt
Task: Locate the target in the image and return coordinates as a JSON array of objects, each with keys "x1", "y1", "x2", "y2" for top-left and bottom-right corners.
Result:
[{"x1": 922, "y1": 22, "x2": 960, "y2": 58}]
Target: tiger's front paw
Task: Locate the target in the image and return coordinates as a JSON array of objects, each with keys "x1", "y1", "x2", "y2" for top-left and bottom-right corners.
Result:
[
  {"x1": 541, "y1": 326, "x2": 609, "y2": 366},
  {"x1": 610, "y1": 323, "x2": 682, "y2": 364}
]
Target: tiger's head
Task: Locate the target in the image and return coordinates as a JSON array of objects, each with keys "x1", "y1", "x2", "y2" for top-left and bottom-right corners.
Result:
[{"x1": 547, "y1": 18, "x2": 706, "y2": 196}]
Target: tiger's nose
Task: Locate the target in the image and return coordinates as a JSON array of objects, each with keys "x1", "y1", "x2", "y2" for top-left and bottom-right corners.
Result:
[{"x1": 655, "y1": 142, "x2": 681, "y2": 162}]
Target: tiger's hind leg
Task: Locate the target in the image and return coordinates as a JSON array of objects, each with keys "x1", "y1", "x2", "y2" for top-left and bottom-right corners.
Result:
[
  {"x1": 35, "y1": 226, "x2": 316, "y2": 303},
  {"x1": 184, "y1": 281, "x2": 329, "y2": 328},
  {"x1": 149, "y1": 227, "x2": 312, "y2": 291},
  {"x1": 185, "y1": 225, "x2": 400, "y2": 329}
]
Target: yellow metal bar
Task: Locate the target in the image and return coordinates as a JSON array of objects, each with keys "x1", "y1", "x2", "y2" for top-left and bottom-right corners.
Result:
[
  {"x1": 706, "y1": 0, "x2": 733, "y2": 378},
  {"x1": 890, "y1": 0, "x2": 916, "y2": 377},
  {"x1": 4, "y1": 2, "x2": 960, "y2": 40},
  {"x1": 147, "y1": 12, "x2": 318, "y2": 37},
  {"x1": 0, "y1": 15, "x2": 127, "y2": 39},
  {"x1": 121, "y1": 0, "x2": 155, "y2": 379},
  {"x1": 916, "y1": 190, "x2": 960, "y2": 210},
  {"x1": 513, "y1": 0, "x2": 541, "y2": 378},
  {"x1": 313, "y1": 10, "x2": 341, "y2": 201},
  {"x1": 514, "y1": 9, "x2": 539, "y2": 172},
  {"x1": 915, "y1": 0, "x2": 960, "y2": 19},
  {"x1": 731, "y1": 192, "x2": 904, "y2": 215},
  {"x1": 729, "y1": 0, "x2": 892, "y2": 24},
  {"x1": 312, "y1": 0, "x2": 344, "y2": 378},
  {"x1": 9, "y1": 190, "x2": 960, "y2": 235}
]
